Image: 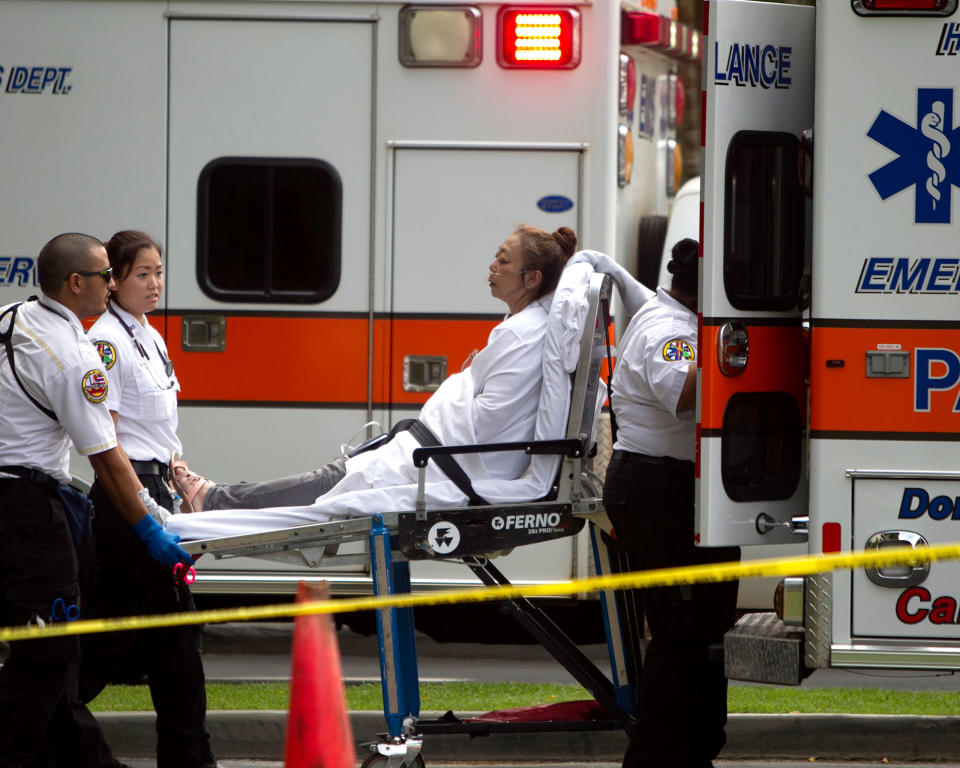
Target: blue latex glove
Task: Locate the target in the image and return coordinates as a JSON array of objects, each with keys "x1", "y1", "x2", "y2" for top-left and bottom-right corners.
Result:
[{"x1": 132, "y1": 515, "x2": 193, "y2": 566}]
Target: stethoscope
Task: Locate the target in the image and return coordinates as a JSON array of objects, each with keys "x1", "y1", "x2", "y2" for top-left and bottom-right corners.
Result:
[{"x1": 107, "y1": 301, "x2": 176, "y2": 390}]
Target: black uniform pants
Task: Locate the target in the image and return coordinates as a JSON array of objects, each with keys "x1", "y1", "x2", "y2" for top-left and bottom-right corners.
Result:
[
  {"x1": 79, "y1": 473, "x2": 215, "y2": 768},
  {"x1": 603, "y1": 451, "x2": 740, "y2": 768},
  {"x1": 0, "y1": 479, "x2": 122, "y2": 768}
]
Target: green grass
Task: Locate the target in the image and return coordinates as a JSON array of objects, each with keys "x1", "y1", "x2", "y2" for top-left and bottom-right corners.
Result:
[
  {"x1": 727, "y1": 686, "x2": 960, "y2": 716},
  {"x1": 87, "y1": 682, "x2": 589, "y2": 713},
  {"x1": 87, "y1": 681, "x2": 960, "y2": 716}
]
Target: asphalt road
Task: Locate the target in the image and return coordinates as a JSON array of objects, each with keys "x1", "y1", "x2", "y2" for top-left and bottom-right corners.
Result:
[{"x1": 199, "y1": 621, "x2": 960, "y2": 691}]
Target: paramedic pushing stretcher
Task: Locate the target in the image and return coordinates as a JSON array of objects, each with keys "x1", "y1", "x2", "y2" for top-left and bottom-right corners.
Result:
[
  {"x1": 603, "y1": 239, "x2": 740, "y2": 768},
  {"x1": 169, "y1": 224, "x2": 578, "y2": 516},
  {"x1": 0, "y1": 233, "x2": 192, "y2": 768}
]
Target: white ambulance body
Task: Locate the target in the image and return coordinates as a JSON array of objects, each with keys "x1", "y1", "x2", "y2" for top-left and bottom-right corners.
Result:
[
  {"x1": 701, "y1": 0, "x2": 960, "y2": 678},
  {"x1": 0, "y1": 1, "x2": 697, "y2": 597}
]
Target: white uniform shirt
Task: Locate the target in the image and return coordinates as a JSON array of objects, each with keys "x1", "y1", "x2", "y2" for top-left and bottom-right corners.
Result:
[
  {"x1": 0, "y1": 296, "x2": 118, "y2": 482},
  {"x1": 88, "y1": 302, "x2": 182, "y2": 463},
  {"x1": 468, "y1": 296, "x2": 550, "y2": 479},
  {"x1": 611, "y1": 287, "x2": 697, "y2": 461}
]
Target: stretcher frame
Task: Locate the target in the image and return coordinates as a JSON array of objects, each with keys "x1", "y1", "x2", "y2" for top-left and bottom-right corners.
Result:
[{"x1": 182, "y1": 273, "x2": 644, "y2": 767}]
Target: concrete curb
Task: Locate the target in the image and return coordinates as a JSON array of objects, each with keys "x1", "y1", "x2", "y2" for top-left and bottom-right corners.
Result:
[{"x1": 99, "y1": 711, "x2": 960, "y2": 762}]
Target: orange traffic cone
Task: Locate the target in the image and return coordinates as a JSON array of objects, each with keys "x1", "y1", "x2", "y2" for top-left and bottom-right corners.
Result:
[{"x1": 284, "y1": 581, "x2": 355, "y2": 768}]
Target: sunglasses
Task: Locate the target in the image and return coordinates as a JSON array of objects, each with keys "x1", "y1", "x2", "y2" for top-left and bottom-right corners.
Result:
[{"x1": 69, "y1": 267, "x2": 114, "y2": 282}]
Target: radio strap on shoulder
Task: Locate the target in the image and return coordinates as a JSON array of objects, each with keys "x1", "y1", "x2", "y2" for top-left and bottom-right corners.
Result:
[{"x1": 0, "y1": 302, "x2": 57, "y2": 421}]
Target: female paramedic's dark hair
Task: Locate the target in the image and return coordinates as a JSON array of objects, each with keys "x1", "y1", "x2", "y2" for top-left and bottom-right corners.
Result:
[
  {"x1": 515, "y1": 224, "x2": 578, "y2": 299},
  {"x1": 104, "y1": 230, "x2": 163, "y2": 283},
  {"x1": 667, "y1": 237, "x2": 699, "y2": 298}
]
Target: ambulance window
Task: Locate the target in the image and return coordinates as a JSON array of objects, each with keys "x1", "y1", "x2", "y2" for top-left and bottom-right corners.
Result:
[
  {"x1": 724, "y1": 132, "x2": 803, "y2": 311},
  {"x1": 721, "y1": 392, "x2": 801, "y2": 502},
  {"x1": 197, "y1": 158, "x2": 342, "y2": 303}
]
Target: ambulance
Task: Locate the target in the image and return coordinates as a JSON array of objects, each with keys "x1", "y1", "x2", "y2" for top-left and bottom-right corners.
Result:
[
  {"x1": 0, "y1": 1, "x2": 697, "y2": 598},
  {"x1": 699, "y1": 0, "x2": 960, "y2": 680}
]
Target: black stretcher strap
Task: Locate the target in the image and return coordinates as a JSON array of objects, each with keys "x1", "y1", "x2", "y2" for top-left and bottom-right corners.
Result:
[
  {"x1": 348, "y1": 418, "x2": 487, "y2": 506},
  {"x1": 396, "y1": 419, "x2": 487, "y2": 506}
]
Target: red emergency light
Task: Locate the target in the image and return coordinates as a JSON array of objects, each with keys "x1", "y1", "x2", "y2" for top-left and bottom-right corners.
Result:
[
  {"x1": 497, "y1": 7, "x2": 581, "y2": 69},
  {"x1": 622, "y1": 11, "x2": 701, "y2": 61},
  {"x1": 622, "y1": 11, "x2": 669, "y2": 48},
  {"x1": 854, "y1": 0, "x2": 955, "y2": 14}
]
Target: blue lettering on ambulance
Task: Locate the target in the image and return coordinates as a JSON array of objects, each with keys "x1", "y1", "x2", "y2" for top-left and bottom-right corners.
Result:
[
  {"x1": 893, "y1": 259, "x2": 932, "y2": 292},
  {"x1": 915, "y1": 348, "x2": 960, "y2": 412},
  {"x1": 855, "y1": 257, "x2": 960, "y2": 294},
  {"x1": 0, "y1": 257, "x2": 37, "y2": 287},
  {"x1": 3, "y1": 66, "x2": 72, "y2": 95},
  {"x1": 714, "y1": 42, "x2": 792, "y2": 89},
  {"x1": 899, "y1": 487, "x2": 960, "y2": 521}
]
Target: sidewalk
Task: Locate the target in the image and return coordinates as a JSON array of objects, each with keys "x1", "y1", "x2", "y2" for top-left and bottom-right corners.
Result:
[{"x1": 99, "y1": 710, "x2": 960, "y2": 762}]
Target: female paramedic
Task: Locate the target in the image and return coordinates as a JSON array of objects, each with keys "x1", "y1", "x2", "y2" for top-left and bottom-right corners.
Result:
[
  {"x1": 78, "y1": 230, "x2": 217, "y2": 768},
  {"x1": 169, "y1": 224, "x2": 578, "y2": 515},
  {"x1": 602, "y1": 238, "x2": 740, "y2": 768}
]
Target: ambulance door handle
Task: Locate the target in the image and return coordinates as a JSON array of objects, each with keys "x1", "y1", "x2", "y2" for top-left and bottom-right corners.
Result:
[
  {"x1": 717, "y1": 321, "x2": 749, "y2": 376},
  {"x1": 756, "y1": 512, "x2": 808, "y2": 537},
  {"x1": 403, "y1": 355, "x2": 447, "y2": 392},
  {"x1": 182, "y1": 315, "x2": 226, "y2": 352},
  {"x1": 863, "y1": 530, "x2": 930, "y2": 589}
]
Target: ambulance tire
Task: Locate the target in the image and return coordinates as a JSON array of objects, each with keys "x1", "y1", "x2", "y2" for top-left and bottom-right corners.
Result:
[
  {"x1": 361, "y1": 752, "x2": 425, "y2": 768},
  {"x1": 636, "y1": 214, "x2": 668, "y2": 290}
]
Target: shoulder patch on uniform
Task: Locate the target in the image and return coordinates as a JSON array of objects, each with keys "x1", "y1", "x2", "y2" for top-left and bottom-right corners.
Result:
[
  {"x1": 662, "y1": 338, "x2": 695, "y2": 362},
  {"x1": 81, "y1": 369, "x2": 109, "y2": 403},
  {"x1": 93, "y1": 340, "x2": 116, "y2": 370}
]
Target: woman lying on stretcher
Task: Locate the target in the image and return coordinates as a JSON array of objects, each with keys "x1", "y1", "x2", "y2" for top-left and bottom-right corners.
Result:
[
  {"x1": 170, "y1": 224, "x2": 578, "y2": 513},
  {"x1": 163, "y1": 230, "x2": 653, "y2": 542}
]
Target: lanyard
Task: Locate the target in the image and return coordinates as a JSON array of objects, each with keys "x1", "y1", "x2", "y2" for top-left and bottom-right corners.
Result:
[{"x1": 107, "y1": 302, "x2": 175, "y2": 387}]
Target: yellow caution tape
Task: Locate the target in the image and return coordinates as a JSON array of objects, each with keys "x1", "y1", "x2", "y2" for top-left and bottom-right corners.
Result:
[{"x1": 3, "y1": 541, "x2": 959, "y2": 643}]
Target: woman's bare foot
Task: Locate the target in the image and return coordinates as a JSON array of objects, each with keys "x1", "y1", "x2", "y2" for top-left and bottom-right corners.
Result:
[{"x1": 170, "y1": 452, "x2": 214, "y2": 513}]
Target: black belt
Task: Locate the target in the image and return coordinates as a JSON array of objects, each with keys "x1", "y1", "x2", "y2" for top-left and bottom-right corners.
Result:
[
  {"x1": 611, "y1": 450, "x2": 693, "y2": 467},
  {"x1": 130, "y1": 460, "x2": 169, "y2": 479},
  {"x1": 0, "y1": 465, "x2": 61, "y2": 497}
]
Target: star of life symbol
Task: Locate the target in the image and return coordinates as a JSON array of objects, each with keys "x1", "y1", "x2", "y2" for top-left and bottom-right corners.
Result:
[
  {"x1": 867, "y1": 88, "x2": 960, "y2": 224},
  {"x1": 427, "y1": 521, "x2": 460, "y2": 555}
]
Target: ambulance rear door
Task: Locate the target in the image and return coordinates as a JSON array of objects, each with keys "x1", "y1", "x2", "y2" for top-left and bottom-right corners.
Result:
[
  {"x1": 697, "y1": 0, "x2": 814, "y2": 547},
  {"x1": 810, "y1": 0, "x2": 960, "y2": 663},
  {"x1": 166, "y1": 13, "x2": 375, "y2": 482}
]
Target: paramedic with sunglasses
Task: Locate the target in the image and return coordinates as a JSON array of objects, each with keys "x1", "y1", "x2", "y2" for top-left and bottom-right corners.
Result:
[
  {"x1": 0, "y1": 233, "x2": 190, "y2": 768},
  {"x1": 79, "y1": 230, "x2": 217, "y2": 768}
]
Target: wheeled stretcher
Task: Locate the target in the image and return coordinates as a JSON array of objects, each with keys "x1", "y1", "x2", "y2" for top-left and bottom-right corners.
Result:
[{"x1": 181, "y1": 267, "x2": 643, "y2": 767}]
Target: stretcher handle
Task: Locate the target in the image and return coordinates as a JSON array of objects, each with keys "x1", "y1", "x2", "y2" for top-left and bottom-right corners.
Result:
[{"x1": 412, "y1": 438, "x2": 585, "y2": 469}]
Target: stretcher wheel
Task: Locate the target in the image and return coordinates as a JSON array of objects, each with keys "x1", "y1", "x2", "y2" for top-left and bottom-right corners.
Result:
[{"x1": 360, "y1": 751, "x2": 425, "y2": 768}]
